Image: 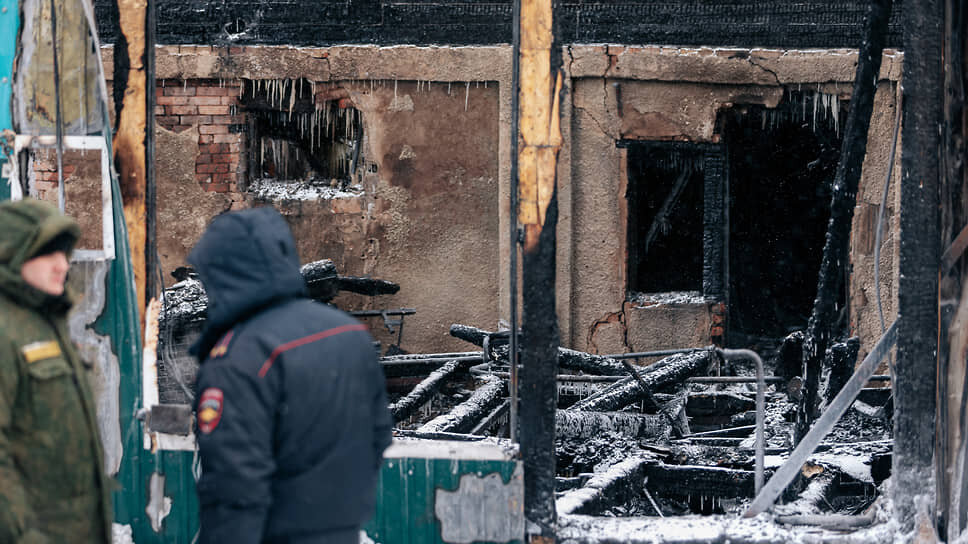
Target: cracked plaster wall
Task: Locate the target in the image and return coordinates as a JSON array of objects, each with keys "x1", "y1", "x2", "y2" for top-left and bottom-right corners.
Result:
[
  {"x1": 563, "y1": 47, "x2": 903, "y2": 356},
  {"x1": 109, "y1": 44, "x2": 901, "y2": 356}
]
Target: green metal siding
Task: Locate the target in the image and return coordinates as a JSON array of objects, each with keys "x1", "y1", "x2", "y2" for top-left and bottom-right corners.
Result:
[{"x1": 366, "y1": 443, "x2": 524, "y2": 544}]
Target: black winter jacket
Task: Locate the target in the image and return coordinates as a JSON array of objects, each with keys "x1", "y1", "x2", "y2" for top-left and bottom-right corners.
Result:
[{"x1": 188, "y1": 207, "x2": 392, "y2": 543}]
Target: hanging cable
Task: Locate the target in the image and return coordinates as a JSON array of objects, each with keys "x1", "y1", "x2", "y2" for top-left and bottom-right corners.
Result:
[{"x1": 50, "y1": 0, "x2": 65, "y2": 212}]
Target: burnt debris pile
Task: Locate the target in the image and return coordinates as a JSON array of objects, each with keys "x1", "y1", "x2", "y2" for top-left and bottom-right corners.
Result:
[
  {"x1": 156, "y1": 259, "x2": 400, "y2": 404},
  {"x1": 386, "y1": 323, "x2": 894, "y2": 522}
]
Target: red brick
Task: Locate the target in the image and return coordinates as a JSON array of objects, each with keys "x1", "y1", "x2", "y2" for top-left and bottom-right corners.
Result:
[
  {"x1": 164, "y1": 86, "x2": 196, "y2": 96},
  {"x1": 199, "y1": 144, "x2": 225, "y2": 154},
  {"x1": 212, "y1": 134, "x2": 239, "y2": 143},
  {"x1": 172, "y1": 125, "x2": 193, "y2": 133},
  {"x1": 191, "y1": 96, "x2": 223, "y2": 106},
  {"x1": 198, "y1": 134, "x2": 214, "y2": 144},
  {"x1": 157, "y1": 95, "x2": 189, "y2": 106},
  {"x1": 169, "y1": 104, "x2": 197, "y2": 115},
  {"x1": 179, "y1": 115, "x2": 212, "y2": 125},
  {"x1": 198, "y1": 125, "x2": 228, "y2": 135},
  {"x1": 220, "y1": 96, "x2": 241, "y2": 105},
  {"x1": 154, "y1": 106, "x2": 166, "y2": 116},
  {"x1": 155, "y1": 115, "x2": 180, "y2": 126},
  {"x1": 199, "y1": 105, "x2": 231, "y2": 115},
  {"x1": 203, "y1": 183, "x2": 229, "y2": 192},
  {"x1": 227, "y1": 143, "x2": 241, "y2": 153},
  {"x1": 196, "y1": 153, "x2": 213, "y2": 165},
  {"x1": 196, "y1": 174, "x2": 211, "y2": 184},
  {"x1": 229, "y1": 46, "x2": 245, "y2": 54},
  {"x1": 710, "y1": 325, "x2": 725, "y2": 337},
  {"x1": 213, "y1": 153, "x2": 239, "y2": 164},
  {"x1": 197, "y1": 163, "x2": 229, "y2": 174},
  {"x1": 212, "y1": 173, "x2": 237, "y2": 183}
]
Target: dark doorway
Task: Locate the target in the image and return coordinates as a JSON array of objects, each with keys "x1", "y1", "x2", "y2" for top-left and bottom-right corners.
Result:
[{"x1": 721, "y1": 91, "x2": 845, "y2": 344}]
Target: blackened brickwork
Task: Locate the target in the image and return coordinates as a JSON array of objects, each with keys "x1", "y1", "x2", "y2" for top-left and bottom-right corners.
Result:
[{"x1": 94, "y1": 1, "x2": 903, "y2": 49}]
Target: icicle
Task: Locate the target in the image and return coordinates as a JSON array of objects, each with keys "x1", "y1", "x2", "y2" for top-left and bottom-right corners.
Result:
[
  {"x1": 448, "y1": 82, "x2": 452, "y2": 95},
  {"x1": 465, "y1": 81, "x2": 470, "y2": 112},
  {"x1": 162, "y1": 80, "x2": 166, "y2": 88},
  {"x1": 813, "y1": 92, "x2": 819, "y2": 132},
  {"x1": 289, "y1": 80, "x2": 296, "y2": 121},
  {"x1": 833, "y1": 95, "x2": 840, "y2": 133},
  {"x1": 183, "y1": 79, "x2": 187, "y2": 91}
]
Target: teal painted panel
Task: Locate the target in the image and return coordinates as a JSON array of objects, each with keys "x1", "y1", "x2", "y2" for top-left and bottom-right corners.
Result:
[
  {"x1": 365, "y1": 442, "x2": 524, "y2": 544},
  {"x1": 0, "y1": 0, "x2": 18, "y2": 201}
]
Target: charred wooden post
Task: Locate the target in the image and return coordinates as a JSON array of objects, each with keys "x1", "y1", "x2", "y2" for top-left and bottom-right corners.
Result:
[
  {"x1": 818, "y1": 337, "x2": 860, "y2": 413},
  {"x1": 895, "y1": 0, "x2": 941, "y2": 531},
  {"x1": 515, "y1": 0, "x2": 563, "y2": 536},
  {"x1": 388, "y1": 358, "x2": 471, "y2": 423},
  {"x1": 114, "y1": 0, "x2": 152, "y2": 324},
  {"x1": 554, "y1": 411, "x2": 672, "y2": 441},
  {"x1": 417, "y1": 375, "x2": 506, "y2": 434},
  {"x1": 775, "y1": 331, "x2": 805, "y2": 382},
  {"x1": 800, "y1": 0, "x2": 893, "y2": 438},
  {"x1": 449, "y1": 324, "x2": 627, "y2": 375},
  {"x1": 568, "y1": 350, "x2": 714, "y2": 412}
]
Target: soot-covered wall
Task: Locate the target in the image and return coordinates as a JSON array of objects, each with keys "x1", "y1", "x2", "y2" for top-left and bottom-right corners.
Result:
[{"x1": 95, "y1": 0, "x2": 903, "y2": 49}]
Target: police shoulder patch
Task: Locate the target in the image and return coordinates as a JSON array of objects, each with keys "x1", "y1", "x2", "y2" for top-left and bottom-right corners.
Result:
[
  {"x1": 208, "y1": 330, "x2": 235, "y2": 359},
  {"x1": 21, "y1": 341, "x2": 61, "y2": 363},
  {"x1": 197, "y1": 388, "x2": 224, "y2": 434}
]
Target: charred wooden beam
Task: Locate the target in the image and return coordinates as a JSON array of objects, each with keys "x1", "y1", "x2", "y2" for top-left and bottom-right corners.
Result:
[
  {"x1": 417, "y1": 375, "x2": 506, "y2": 434},
  {"x1": 556, "y1": 456, "x2": 655, "y2": 515},
  {"x1": 554, "y1": 411, "x2": 672, "y2": 440},
  {"x1": 470, "y1": 399, "x2": 511, "y2": 436},
  {"x1": 775, "y1": 472, "x2": 836, "y2": 516},
  {"x1": 568, "y1": 350, "x2": 714, "y2": 412},
  {"x1": 389, "y1": 358, "x2": 472, "y2": 423},
  {"x1": 449, "y1": 324, "x2": 627, "y2": 375},
  {"x1": 644, "y1": 464, "x2": 756, "y2": 499},
  {"x1": 686, "y1": 392, "x2": 756, "y2": 417},
  {"x1": 800, "y1": 0, "x2": 893, "y2": 435},
  {"x1": 301, "y1": 259, "x2": 400, "y2": 303}
]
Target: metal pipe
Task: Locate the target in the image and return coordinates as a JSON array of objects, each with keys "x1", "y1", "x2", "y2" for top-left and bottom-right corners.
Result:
[
  {"x1": 382, "y1": 355, "x2": 482, "y2": 367},
  {"x1": 380, "y1": 351, "x2": 480, "y2": 362},
  {"x1": 716, "y1": 348, "x2": 765, "y2": 496},
  {"x1": 508, "y1": 0, "x2": 521, "y2": 446}
]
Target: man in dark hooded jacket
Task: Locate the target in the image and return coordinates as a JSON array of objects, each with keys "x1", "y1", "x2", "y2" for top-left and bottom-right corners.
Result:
[
  {"x1": 0, "y1": 199, "x2": 113, "y2": 544},
  {"x1": 188, "y1": 206, "x2": 392, "y2": 544}
]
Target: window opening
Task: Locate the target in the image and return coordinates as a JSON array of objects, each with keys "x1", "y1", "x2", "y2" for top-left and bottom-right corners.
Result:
[
  {"x1": 721, "y1": 90, "x2": 845, "y2": 343},
  {"x1": 240, "y1": 78, "x2": 364, "y2": 198},
  {"x1": 625, "y1": 142, "x2": 714, "y2": 298}
]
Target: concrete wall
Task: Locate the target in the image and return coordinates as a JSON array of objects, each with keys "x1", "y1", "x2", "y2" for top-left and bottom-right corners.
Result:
[{"x1": 102, "y1": 44, "x2": 903, "y2": 357}]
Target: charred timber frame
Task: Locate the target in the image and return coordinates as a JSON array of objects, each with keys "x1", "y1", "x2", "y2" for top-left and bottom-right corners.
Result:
[
  {"x1": 516, "y1": 0, "x2": 563, "y2": 539},
  {"x1": 113, "y1": 0, "x2": 153, "y2": 324},
  {"x1": 896, "y1": 0, "x2": 942, "y2": 533},
  {"x1": 799, "y1": 0, "x2": 893, "y2": 437}
]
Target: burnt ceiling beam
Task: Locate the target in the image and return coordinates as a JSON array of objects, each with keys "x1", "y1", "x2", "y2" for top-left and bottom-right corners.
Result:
[
  {"x1": 895, "y1": 0, "x2": 943, "y2": 534},
  {"x1": 799, "y1": 0, "x2": 893, "y2": 439}
]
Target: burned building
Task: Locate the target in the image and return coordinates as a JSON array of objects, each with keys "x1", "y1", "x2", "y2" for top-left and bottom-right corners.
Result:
[{"x1": 42, "y1": 0, "x2": 964, "y2": 542}]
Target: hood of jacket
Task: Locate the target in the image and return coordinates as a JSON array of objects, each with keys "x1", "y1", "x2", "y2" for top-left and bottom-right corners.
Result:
[
  {"x1": 0, "y1": 199, "x2": 80, "y2": 313},
  {"x1": 188, "y1": 206, "x2": 307, "y2": 358}
]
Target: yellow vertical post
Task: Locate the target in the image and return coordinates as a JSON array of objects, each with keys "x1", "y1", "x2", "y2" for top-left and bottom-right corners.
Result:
[{"x1": 517, "y1": 0, "x2": 562, "y2": 249}]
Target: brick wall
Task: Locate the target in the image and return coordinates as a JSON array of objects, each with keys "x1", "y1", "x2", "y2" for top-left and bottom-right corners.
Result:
[{"x1": 156, "y1": 79, "x2": 245, "y2": 195}]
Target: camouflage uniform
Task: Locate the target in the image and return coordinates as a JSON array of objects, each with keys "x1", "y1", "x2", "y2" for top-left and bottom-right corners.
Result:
[{"x1": 0, "y1": 200, "x2": 112, "y2": 544}]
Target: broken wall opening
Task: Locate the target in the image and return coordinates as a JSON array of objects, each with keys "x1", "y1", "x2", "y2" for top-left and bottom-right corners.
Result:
[
  {"x1": 240, "y1": 78, "x2": 364, "y2": 192},
  {"x1": 721, "y1": 90, "x2": 846, "y2": 344}
]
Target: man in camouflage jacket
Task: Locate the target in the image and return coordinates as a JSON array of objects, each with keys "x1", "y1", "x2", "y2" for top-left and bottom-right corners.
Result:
[{"x1": 0, "y1": 199, "x2": 112, "y2": 544}]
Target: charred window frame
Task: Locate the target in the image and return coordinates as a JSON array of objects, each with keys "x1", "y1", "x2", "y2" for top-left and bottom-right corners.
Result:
[{"x1": 620, "y1": 140, "x2": 725, "y2": 301}]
